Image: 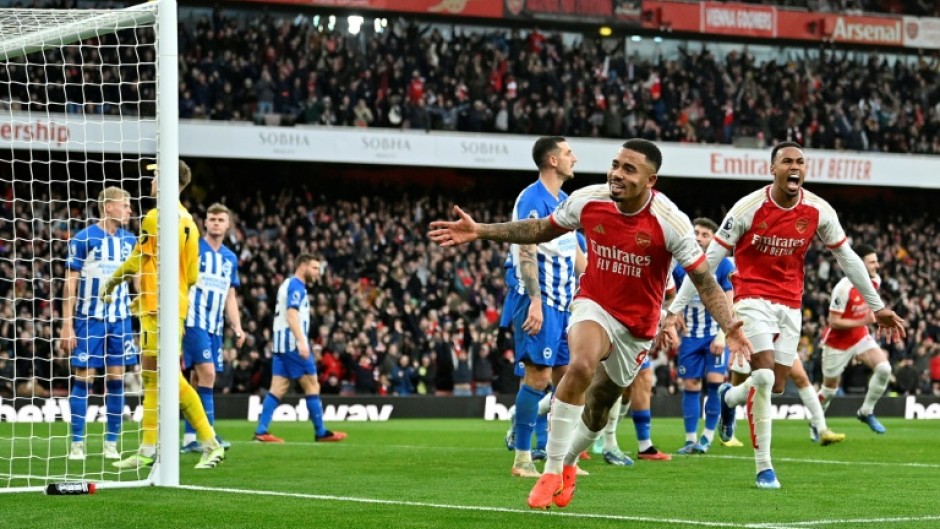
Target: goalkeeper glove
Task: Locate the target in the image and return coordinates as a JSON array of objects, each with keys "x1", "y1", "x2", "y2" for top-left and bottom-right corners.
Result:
[{"x1": 100, "y1": 276, "x2": 123, "y2": 304}]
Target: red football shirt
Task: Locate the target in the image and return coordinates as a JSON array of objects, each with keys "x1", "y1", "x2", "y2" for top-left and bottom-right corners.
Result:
[{"x1": 551, "y1": 186, "x2": 704, "y2": 339}]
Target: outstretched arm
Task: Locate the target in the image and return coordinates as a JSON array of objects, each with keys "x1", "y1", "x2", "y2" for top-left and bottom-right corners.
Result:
[{"x1": 429, "y1": 205, "x2": 568, "y2": 246}]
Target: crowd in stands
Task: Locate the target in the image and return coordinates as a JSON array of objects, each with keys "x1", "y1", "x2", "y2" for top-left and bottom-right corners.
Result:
[
  {"x1": 2, "y1": 171, "x2": 939, "y2": 400},
  {"x1": 5, "y1": 3, "x2": 940, "y2": 156}
]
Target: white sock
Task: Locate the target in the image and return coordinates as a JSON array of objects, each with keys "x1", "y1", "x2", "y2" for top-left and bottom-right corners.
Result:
[
  {"x1": 544, "y1": 400, "x2": 584, "y2": 474},
  {"x1": 537, "y1": 391, "x2": 553, "y2": 416},
  {"x1": 799, "y1": 385, "x2": 827, "y2": 431},
  {"x1": 702, "y1": 429, "x2": 715, "y2": 443},
  {"x1": 860, "y1": 362, "x2": 891, "y2": 415},
  {"x1": 564, "y1": 418, "x2": 601, "y2": 466},
  {"x1": 748, "y1": 369, "x2": 774, "y2": 473},
  {"x1": 139, "y1": 445, "x2": 156, "y2": 458},
  {"x1": 182, "y1": 433, "x2": 197, "y2": 446},
  {"x1": 514, "y1": 449, "x2": 532, "y2": 464},
  {"x1": 637, "y1": 439, "x2": 653, "y2": 452},
  {"x1": 725, "y1": 377, "x2": 755, "y2": 407},
  {"x1": 602, "y1": 399, "x2": 622, "y2": 451},
  {"x1": 818, "y1": 385, "x2": 838, "y2": 412}
]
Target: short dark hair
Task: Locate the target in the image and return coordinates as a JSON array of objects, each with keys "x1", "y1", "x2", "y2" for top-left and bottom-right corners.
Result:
[
  {"x1": 532, "y1": 136, "x2": 566, "y2": 170},
  {"x1": 621, "y1": 138, "x2": 662, "y2": 172},
  {"x1": 296, "y1": 253, "x2": 318, "y2": 267},
  {"x1": 771, "y1": 141, "x2": 803, "y2": 164},
  {"x1": 854, "y1": 243, "x2": 877, "y2": 260},
  {"x1": 693, "y1": 217, "x2": 719, "y2": 233}
]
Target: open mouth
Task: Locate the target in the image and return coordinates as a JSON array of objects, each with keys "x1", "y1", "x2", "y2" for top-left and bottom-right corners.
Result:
[
  {"x1": 609, "y1": 182, "x2": 625, "y2": 194},
  {"x1": 786, "y1": 173, "x2": 800, "y2": 192}
]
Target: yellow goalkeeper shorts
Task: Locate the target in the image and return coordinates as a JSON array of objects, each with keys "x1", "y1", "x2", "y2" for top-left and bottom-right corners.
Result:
[{"x1": 140, "y1": 314, "x2": 184, "y2": 358}]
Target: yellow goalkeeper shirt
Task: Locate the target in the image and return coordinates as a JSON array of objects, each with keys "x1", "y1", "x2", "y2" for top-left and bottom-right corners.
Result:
[{"x1": 112, "y1": 202, "x2": 200, "y2": 316}]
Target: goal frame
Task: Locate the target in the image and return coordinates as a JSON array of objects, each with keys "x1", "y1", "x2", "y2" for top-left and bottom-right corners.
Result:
[{"x1": 0, "y1": 0, "x2": 180, "y2": 492}]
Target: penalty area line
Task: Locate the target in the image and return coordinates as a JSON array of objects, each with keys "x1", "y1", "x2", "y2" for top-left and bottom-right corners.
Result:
[{"x1": 178, "y1": 484, "x2": 787, "y2": 528}]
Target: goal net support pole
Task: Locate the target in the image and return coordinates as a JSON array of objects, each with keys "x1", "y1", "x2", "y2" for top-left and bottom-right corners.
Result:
[{"x1": 0, "y1": 0, "x2": 179, "y2": 491}]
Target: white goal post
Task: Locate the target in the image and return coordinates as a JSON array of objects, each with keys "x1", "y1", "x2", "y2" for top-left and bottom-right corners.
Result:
[{"x1": 0, "y1": 0, "x2": 179, "y2": 492}]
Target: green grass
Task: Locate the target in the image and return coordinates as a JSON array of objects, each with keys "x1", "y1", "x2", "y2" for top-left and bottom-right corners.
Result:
[{"x1": 2, "y1": 418, "x2": 939, "y2": 529}]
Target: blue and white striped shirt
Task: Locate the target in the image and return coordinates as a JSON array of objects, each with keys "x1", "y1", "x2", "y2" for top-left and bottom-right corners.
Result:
[
  {"x1": 272, "y1": 276, "x2": 309, "y2": 353},
  {"x1": 511, "y1": 179, "x2": 578, "y2": 311},
  {"x1": 67, "y1": 224, "x2": 135, "y2": 322},
  {"x1": 672, "y1": 257, "x2": 735, "y2": 338},
  {"x1": 185, "y1": 239, "x2": 240, "y2": 335}
]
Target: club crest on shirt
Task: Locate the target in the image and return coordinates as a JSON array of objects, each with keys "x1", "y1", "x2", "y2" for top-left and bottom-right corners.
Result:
[
  {"x1": 635, "y1": 232, "x2": 651, "y2": 248},
  {"x1": 795, "y1": 218, "x2": 810, "y2": 233}
]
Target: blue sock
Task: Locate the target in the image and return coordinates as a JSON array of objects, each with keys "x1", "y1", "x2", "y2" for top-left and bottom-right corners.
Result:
[
  {"x1": 682, "y1": 389, "x2": 701, "y2": 437},
  {"x1": 69, "y1": 379, "x2": 89, "y2": 443},
  {"x1": 513, "y1": 384, "x2": 542, "y2": 451},
  {"x1": 306, "y1": 395, "x2": 327, "y2": 437},
  {"x1": 633, "y1": 408, "x2": 652, "y2": 442},
  {"x1": 105, "y1": 379, "x2": 124, "y2": 443},
  {"x1": 197, "y1": 386, "x2": 215, "y2": 426},
  {"x1": 534, "y1": 411, "x2": 548, "y2": 450},
  {"x1": 254, "y1": 394, "x2": 280, "y2": 435},
  {"x1": 704, "y1": 382, "x2": 722, "y2": 432}
]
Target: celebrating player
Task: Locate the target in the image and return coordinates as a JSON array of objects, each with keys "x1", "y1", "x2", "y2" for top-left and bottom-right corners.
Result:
[
  {"x1": 666, "y1": 142, "x2": 905, "y2": 489},
  {"x1": 431, "y1": 138, "x2": 752, "y2": 509},
  {"x1": 818, "y1": 243, "x2": 891, "y2": 434}
]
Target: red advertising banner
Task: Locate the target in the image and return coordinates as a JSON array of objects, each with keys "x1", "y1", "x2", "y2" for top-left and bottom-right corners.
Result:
[
  {"x1": 504, "y1": 0, "x2": 613, "y2": 20},
  {"x1": 641, "y1": 1, "x2": 903, "y2": 47},
  {"x1": 232, "y1": 0, "x2": 503, "y2": 19},
  {"x1": 700, "y1": 2, "x2": 775, "y2": 38}
]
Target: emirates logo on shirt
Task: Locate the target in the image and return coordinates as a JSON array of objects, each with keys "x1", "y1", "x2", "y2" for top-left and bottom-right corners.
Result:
[
  {"x1": 635, "y1": 232, "x2": 652, "y2": 248},
  {"x1": 795, "y1": 218, "x2": 810, "y2": 233}
]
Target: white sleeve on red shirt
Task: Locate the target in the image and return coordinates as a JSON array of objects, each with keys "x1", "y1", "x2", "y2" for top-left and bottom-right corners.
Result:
[
  {"x1": 650, "y1": 195, "x2": 705, "y2": 315},
  {"x1": 714, "y1": 188, "x2": 763, "y2": 248},
  {"x1": 806, "y1": 192, "x2": 848, "y2": 248},
  {"x1": 550, "y1": 184, "x2": 606, "y2": 231},
  {"x1": 828, "y1": 277, "x2": 853, "y2": 314},
  {"x1": 655, "y1": 205, "x2": 704, "y2": 271}
]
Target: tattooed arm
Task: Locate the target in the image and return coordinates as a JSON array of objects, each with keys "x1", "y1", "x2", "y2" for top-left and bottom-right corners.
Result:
[
  {"x1": 518, "y1": 242, "x2": 544, "y2": 335},
  {"x1": 428, "y1": 206, "x2": 568, "y2": 247}
]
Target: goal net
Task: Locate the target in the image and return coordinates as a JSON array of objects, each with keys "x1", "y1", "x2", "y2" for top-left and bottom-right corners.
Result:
[{"x1": 0, "y1": 0, "x2": 180, "y2": 492}]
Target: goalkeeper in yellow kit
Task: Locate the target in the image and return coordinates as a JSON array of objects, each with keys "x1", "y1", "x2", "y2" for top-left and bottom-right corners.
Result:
[{"x1": 102, "y1": 160, "x2": 225, "y2": 470}]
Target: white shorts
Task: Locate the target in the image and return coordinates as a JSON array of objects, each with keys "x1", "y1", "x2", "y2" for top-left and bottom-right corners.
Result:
[
  {"x1": 821, "y1": 335, "x2": 879, "y2": 379},
  {"x1": 568, "y1": 298, "x2": 651, "y2": 388},
  {"x1": 734, "y1": 298, "x2": 801, "y2": 367}
]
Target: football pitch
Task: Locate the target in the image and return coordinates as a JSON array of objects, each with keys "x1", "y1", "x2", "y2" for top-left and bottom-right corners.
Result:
[{"x1": 2, "y1": 417, "x2": 939, "y2": 529}]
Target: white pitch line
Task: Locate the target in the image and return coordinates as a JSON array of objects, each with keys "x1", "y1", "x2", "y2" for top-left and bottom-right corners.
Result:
[
  {"x1": 229, "y1": 440, "x2": 940, "y2": 469},
  {"x1": 755, "y1": 515, "x2": 940, "y2": 527},
  {"x1": 705, "y1": 454, "x2": 940, "y2": 469},
  {"x1": 177, "y1": 484, "x2": 791, "y2": 528}
]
